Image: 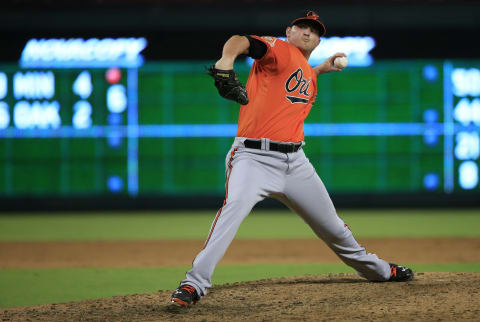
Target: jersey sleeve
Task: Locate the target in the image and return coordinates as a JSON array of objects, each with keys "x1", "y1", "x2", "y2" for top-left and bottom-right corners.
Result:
[
  {"x1": 249, "y1": 35, "x2": 291, "y2": 73},
  {"x1": 245, "y1": 36, "x2": 267, "y2": 59}
]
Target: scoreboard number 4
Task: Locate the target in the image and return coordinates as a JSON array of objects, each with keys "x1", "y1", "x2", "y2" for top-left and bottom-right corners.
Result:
[{"x1": 72, "y1": 71, "x2": 93, "y2": 129}]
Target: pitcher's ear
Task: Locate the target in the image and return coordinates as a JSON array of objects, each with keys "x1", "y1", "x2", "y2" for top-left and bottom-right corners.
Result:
[{"x1": 286, "y1": 26, "x2": 292, "y2": 37}]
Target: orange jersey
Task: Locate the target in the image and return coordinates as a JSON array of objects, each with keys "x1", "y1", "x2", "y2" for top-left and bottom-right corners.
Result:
[{"x1": 236, "y1": 35, "x2": 317, "y2": 142}]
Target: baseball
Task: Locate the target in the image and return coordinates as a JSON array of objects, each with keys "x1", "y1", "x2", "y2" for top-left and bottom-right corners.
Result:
[{"x1": 334, "y1": 56, "x2": 348, "y2": 69}]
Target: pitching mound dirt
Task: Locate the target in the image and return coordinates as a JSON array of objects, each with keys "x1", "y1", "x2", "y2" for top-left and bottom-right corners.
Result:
[{"x1": 2, "y1": 272, "x2": 479, "y2": 321}]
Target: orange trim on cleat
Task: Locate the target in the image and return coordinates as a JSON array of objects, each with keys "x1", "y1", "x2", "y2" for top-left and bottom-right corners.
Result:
[
  {"x1": 390, "y1": 265, "x2": 397, "y2": 277},
  {"x1": 388, "y1": 263, "x2": 414, "y2": 282},
  {"x1": 171, "y1": 298, "x2": 188, "y2": 307},
  {"x1": 182, "y1": 285, "x2": 197, "y2": 294},
  {"x1": 170, "y1": 284, "x2": 200, "y2": 307}
]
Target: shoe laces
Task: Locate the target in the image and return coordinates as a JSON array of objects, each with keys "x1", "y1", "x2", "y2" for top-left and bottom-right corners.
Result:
[{"x1": 181, "y1": 285, "x2": 196, "y2": 294}]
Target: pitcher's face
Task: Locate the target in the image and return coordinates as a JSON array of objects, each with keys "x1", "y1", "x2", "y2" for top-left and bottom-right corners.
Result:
[{"x1": 286, "y1": 22, "x2": 321, "y2": 54}]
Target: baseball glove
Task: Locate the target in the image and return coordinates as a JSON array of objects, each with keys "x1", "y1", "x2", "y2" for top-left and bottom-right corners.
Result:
[{"x1": 207, "y1": 65, "x2": 249, "y2": 105}]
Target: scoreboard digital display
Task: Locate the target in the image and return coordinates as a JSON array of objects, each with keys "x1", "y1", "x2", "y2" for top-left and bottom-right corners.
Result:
[{"x1": 0, "y1": 42, "x2": 479, "y2": 198}]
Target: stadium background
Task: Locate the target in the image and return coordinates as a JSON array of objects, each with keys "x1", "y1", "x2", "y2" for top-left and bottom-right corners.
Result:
[
  {"x1": 1, "y1": 0, "x2": 480, "y2": 210},
  {"x1": 0, "y1": 1, "x2": 480, "y2": 318}
]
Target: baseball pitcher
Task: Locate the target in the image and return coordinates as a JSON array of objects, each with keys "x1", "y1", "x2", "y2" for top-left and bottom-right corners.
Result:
[{"x1": 170, "y1": 10, "x2": 414, "y2": 308}]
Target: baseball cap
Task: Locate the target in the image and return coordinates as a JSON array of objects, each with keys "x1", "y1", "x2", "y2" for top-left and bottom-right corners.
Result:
[{"x1": 290, "y1": 11, "x2": 326, "y2": 36}]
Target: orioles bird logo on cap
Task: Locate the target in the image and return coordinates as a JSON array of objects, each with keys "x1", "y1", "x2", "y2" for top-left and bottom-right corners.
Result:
[{"x1": 306, "y1": 11, "x2": 318, "y2": 19}]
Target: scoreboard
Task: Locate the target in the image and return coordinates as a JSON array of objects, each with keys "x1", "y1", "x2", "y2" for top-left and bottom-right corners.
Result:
[
  {"x1": 0, "y1": 65, "x2": 141, "y2": 196},
  {"x1": 0, "y1": 59, "x2": 479, "y2": 198}
]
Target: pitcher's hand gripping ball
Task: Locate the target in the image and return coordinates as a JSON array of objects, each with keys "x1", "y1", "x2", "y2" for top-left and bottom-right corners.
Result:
[
  {"x1": 207, "y1": 65, "x2": 249, "y2": 105},
  {"x1": 334, "y1": 56, "x2": 348, "y2": 69}
]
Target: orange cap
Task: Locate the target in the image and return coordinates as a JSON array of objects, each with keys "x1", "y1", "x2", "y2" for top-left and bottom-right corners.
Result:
[{"x1": 290, "y1": 11, "x2": 326, "y2": 36}]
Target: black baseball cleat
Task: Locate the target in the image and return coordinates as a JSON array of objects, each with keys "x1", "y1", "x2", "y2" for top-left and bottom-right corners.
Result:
[
  {"x1": 170, "y1": 284, "x2": 200, "y2": 307},
  {"x1": 388, "y1": 263, "x2": 414, "y2": 282}
]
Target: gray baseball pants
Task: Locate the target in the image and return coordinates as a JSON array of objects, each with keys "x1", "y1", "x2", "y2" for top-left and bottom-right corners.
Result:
[{"x1": 182, "y1": 137, "x2": 391, "y2": 297}]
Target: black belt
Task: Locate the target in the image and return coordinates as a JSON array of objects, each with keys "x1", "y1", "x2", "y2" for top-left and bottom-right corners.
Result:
[{"x1": 244, "y1": 139, "x2": 302, "y2": 153}]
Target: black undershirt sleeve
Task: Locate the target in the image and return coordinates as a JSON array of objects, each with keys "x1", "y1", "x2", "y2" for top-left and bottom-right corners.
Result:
[{"x1": 245, "y1": 35, "x2": 268, "y2": 60}]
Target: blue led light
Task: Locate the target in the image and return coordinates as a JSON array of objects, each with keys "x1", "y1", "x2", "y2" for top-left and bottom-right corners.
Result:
[
  {"x1": 423, "y1": 65, "x2": 438, "y2": 82},
  {"x1": 423, "y1": 173, "x2": 439, "y2": 190},
  {"x1": 20, "y1": 38, "x2": 147, "y2": 69},
  {"x1": 0, "y1": 102, "x2": 10, "y2": 129},
  {"x1": 127, "y1": 68, "x2": 139, "y2": 196},
  {"x1": 459, "y1": 161, "x2": 478, "y2": 189},
  {"x1": 303, "y1": 123, "x2": 440, "y2": 136},
  {"x1": 0, "y1": 72, "x2": 7, "y2": 99},
  {"x1": 423, "y1": 131, "x2": 439, "y2": 146},
  {"x1": 108, "y1": 134, "x2": 122, "y2": 148},
  {"x1": 423, "y1": 109, "x2": 438, "y2": 123},
  {"x1": 247, "y1": 36, "x2": 375, "y2": 67},
  {"x1": 107, "y1": 84, "x2": 127, "y2": 113},
  {"x1": 0, "y1": 122, "x2": 454, "y2": 138},
  {"x1": 107, "y1": 176, "x2": 123, "y2": 193},
  {"x1": 108, "y1": 113, "x2": 122, "y2": 125}
]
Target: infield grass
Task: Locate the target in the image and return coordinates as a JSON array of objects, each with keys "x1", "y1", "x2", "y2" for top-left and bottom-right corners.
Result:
[{"x1": 0, "y1": 209, "x2": 479, "y2": 241}]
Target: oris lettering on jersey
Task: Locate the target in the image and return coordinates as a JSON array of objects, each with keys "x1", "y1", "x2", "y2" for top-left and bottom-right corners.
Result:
[
  {"x1": 285, "y1": 68, "x2": 311, "y2": 104},
  {"x1": 236, "y1": 36, "x2": 318, "y2": 142}
]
